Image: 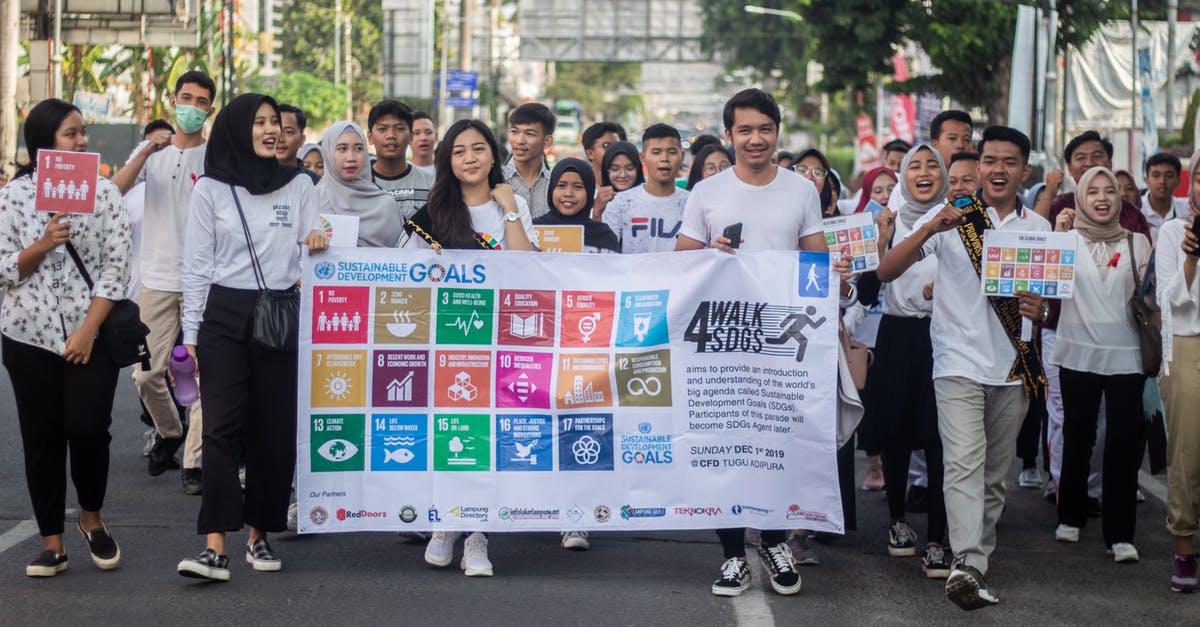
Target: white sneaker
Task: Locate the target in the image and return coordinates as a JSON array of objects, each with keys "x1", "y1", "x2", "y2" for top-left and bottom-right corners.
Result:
[
  {"x1": 142, "y1": 428, "x2": 157, "y2": 457},
  {"x1": 561, "y1": 530, "x2": 590, "y2": 550},
  {"x1": 461, "y1": 532, "x2": 493, "y2": 576},
  {"x1": 1054, "y1": 524, "x2": 1080, "y2": 543},
  {"x1": 1110, "y1": 542, "x2": 1140, "y2": 563},
  {"x1": 424, "y1": 531, "x2": 457, "y2": 567},
  {"x1": 1018, "y1": 468, "x2": 1042, "y2": 489}
]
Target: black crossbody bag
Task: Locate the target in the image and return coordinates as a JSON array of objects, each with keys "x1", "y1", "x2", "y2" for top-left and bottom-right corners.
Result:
[
  {"x1": 229, "y1": 184, "x2": 300, "y2": 351},
  {"x1": 64, "y1": 242, "x2": 151, "y2": 370}
]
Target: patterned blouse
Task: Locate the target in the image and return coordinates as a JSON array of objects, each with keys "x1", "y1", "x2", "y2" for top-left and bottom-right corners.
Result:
[{"x1": 0, "y1": 174, "x2": 131, "y2": 354}]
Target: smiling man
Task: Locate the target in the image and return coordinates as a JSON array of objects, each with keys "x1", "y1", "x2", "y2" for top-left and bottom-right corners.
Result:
[
  {"x1": 1141, "y1": 152, "x2": 1188, "y2": 239},
  {"x1": 502, "y1": 103, "x2": 555, "y2": 218},
  {"x1": 368, "y1": 100, "x2": 434, "y2": 222},
  {"x1": 878, "y1": 126, "x2": 1051, "y2": 611}
]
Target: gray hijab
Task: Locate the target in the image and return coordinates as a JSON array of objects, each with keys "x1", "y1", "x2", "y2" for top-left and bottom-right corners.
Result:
[
  {"x1": 897, "y1": 143, "x2": 949, "y2": 229},
  {"x1": 317, "y1": 121, "x2": 403, "y2": 247}
]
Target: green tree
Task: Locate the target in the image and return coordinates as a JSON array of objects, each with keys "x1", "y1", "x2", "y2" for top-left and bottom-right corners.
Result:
[
  {"x1": 698, "y1": 0, "x2": 810, "y2": 104},
  {"x1": 244, "y1": 72, "x2": 349, "y2": 128},
  {"x1": 804, "y1": 0, "x2": 906, "y2": 93},
  {"x1": 543, "y1": 62, "x2": 643, "y2": 121},
  {"x1": 276, "y1": 0, "x2": 383, "y2": 112}
]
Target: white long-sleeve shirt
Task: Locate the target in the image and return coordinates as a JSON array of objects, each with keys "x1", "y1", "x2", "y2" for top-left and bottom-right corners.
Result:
[
  {"x1": 182, "y1": 175, "x2": 321, "y2": 344},
  {"x1": 0, "y1": 174, "x2": 131, "y2": 354},
  {"x1": 1156, "y1": 218, "x2": 1200, "y2": 369}
]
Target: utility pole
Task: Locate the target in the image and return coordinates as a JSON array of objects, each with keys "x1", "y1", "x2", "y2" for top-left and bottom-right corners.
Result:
[
  {"x1": 345, "y1": 16, "x2": 353, "y2": 120},
  {"x1": 1131, "y1": 0, "x2": 1138, "y2": 134},
  {"x1": 438, "y1": 0, "x2": 451, "y2": 135},
  {"x1": 51, "y1": 0, "x2": 63, "y2": 98},
  {"x1": 1166, "y1": 0, "x2": 1177, "y2": 136},
  {"x1": 0, "y1": 0, "x2": 17, "y2": 176},
  {"x1": 334, "y1": 0, "x2": 342, "y2": 87}
]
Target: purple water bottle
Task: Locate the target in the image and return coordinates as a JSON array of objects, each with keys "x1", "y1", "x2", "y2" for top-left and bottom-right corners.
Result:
[{"x1": 169, "y1": 345, "x2": 199, "y2": 406}]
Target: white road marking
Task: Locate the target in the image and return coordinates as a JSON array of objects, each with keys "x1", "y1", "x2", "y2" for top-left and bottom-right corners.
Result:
[
  {"x1": 0, "y1": 509, "x2": 76, "y2": 556},
  {"x1": 1138, "y1": 470, "x2": 1168, "y2": 505},
  {"x1": 732, "y1": 554, "x2": 777, "y2": 627}
]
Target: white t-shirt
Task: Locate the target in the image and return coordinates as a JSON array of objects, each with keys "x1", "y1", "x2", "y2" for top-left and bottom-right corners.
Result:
[
  {"x1": 602, "y1": 185, "x2": 689, "y2": 254},
  {"x1": 678, "y1": 166, "x2": 823, "y2": 251},
  {"x1": 123, "y1": 181, "x2": 145, "y2": 300},
  {"x1": 136, "y1": 141, "x2": 207, "y2": 291},
  {"x1": 881, "y1": 215, "x2": 935, "y2": 318},
  {"x1": 403, "y1": 196, "x2": 538, "y2": 250},
  {"x1": 913, "y1": 203, "x2": 1051, "y2": 385},
  {"x1": 412, "y1": 163, "x2": 436, "y2": 177}
]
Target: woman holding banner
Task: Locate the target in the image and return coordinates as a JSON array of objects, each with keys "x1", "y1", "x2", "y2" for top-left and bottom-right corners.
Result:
[
  {"x1": 0, "y1": 98, "x2": 131, "y2": 577},
  {"x1": 176, "y1": 93, "x2": 327, "y2": 582},
  {"x1": 404, "y1": 119, "x2": 536, "y2": 576}
]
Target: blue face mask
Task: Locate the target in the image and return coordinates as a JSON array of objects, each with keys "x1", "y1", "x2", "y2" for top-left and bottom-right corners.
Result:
[{"x1": 175, "y1": 104, "x2": 208, "y2": 134}]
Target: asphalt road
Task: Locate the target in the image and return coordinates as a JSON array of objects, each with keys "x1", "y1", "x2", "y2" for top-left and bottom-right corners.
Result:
[{"x1": 0, "y1": 370, "x2": 1196, "y2": 626}]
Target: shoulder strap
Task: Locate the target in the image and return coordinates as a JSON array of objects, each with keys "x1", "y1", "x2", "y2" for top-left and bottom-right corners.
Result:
[
  {"x1": 1128, "y1": 233, "x2": 1140, "y2": 294},
  {"x1": 229, "y1": 184, "x2": 267, "y2": 290},
  {"x1": 65, "y1": 242, "x2": 94, "y2": 291}
]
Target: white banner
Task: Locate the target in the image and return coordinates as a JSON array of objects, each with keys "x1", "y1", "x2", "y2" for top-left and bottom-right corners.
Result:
[{"x1": 296, "y1": 248, "x2": 842, "y2": 534}]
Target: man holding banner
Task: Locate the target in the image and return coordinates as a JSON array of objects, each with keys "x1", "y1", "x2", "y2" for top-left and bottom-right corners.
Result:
[
  {"x1": 878, "y1": 127, "x2": 1050, "y2": 611},
  {"x1": 677, "y1": 88, "x2": 848, "y2": 598}
]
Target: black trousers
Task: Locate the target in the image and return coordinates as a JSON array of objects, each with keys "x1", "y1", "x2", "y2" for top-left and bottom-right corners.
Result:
[
  {"x1": 2, "y1": 335, "x2": 117, "y2": 536},
  {"x1": 1016, "y1": 384, "x2": 1048, "y2": 470},
  {"x1": 717, "y1": 528, "x2": 787, "y2": 559},
  {"x1": 1057, "y1": 368, "x2": 1146, "y2": 545},
  {"x1": 196, "y1": 285, "x2": 297, "y2": 535},
  {"x1": 882, "y1": 438, "x2": 946, "y2": 543}
]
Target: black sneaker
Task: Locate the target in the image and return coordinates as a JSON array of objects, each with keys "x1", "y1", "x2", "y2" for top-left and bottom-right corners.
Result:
[
  {"x1": 888, "y1": 520, "x2": 918, "y2": 557},
  {"x1": 180, "y1": 468, "x2": 202, "y2": 495},
  {"x1": 922, "y1": 545, "x2": 952, "y2": 579},
  {"x1": 77, "y1": 521, "x2": 120, "y2": 570},
  {"x1": 757, "y1": 542, "x2": 801, "y2": 595},
  {"x1": 25, "y1": 550, "x2": 68, "y2": 577},
  {"x1": 246, "y1": 538, "x2": 282, "y2": 572},
  {"x1": 945, "y1": 563, "x2": 998, "y2": 610},
  {"x1": 905, "y1": 485, "x2": 929, "y2": 513},
  {"x1": 711, "y1": 557, "x2": 751, "y2": 597},
  {"x1": 148, "y1": 437, "x2": 182, "y2": 476},
  {"x1": 178, "y1": 548, "x2": 230, "y2": 581}
]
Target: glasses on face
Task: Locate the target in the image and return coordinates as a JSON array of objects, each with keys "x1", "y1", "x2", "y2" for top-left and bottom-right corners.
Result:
[
  {"x1": 608, "y1": 164, "x2": 638, "y2": 176},
  {"x1": 794, "y1": 166, "x2": 828, "y2": 179},
  {"x1": 703, "y1": 162, "x2": 731, "y2": 174}
]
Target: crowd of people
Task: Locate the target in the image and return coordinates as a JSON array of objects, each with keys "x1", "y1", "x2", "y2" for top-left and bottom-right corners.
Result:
[{"x1": 1, "y1": 69, "x2": 1198, "y2": 613}]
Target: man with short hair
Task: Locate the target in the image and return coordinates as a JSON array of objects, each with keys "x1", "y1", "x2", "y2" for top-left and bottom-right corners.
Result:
[
  {"x1": 410, "y1": 111, "x2": 436, "y2": 176},
  {"x1": 111, "y1": 70, "x2": 214, "y2": 490},
  {"x1": 368, "y1": 99, "x2": 434, "y2": 223},
  {"x1": 878, "y1": 126, "x2": 1051, "y2": 611},
  {"x1": 678, "y1": 88, "x2": 840, "y2": 599},
  {"x1": 883, "y1": 139, "x2": 912, "y2": 172},
  {"x1": 276, "y1": 104, "x2": 307, "y2": 167},
  {"x1": 601, "y1": 123, "x2": 688, "y2": 253},
  {"x1": 582, "y1": 121, "x2": 627, "y2": 218},
  {"x1": 947, "y1": 152, "x2": 980, "y2": 201},
  {"x1": 502, "y1": 103, "x2": 555, "y2": 218},
  {"x1": 1038, "y1": 131, "x2": 1151, "y2": 237},
  {"x1": 1142, "y1": 152, "x2": 1188, "y2": 238}
]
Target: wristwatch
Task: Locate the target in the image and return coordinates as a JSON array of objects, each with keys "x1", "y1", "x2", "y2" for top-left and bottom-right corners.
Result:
[
  {"x1": 1039, "y1": 300, "x2": 1050, "y2": 322},
  {"x1": 504, "y1": 211, "x2": 520, "y2": 222}
]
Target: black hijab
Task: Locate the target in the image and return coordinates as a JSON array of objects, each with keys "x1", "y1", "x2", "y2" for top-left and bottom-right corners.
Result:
[
  {"x1": 204, "y1": 93, "x2": 304, "y2": 195},
  {"x1": 600, "y1": 141, "x2": 646, "y2": 190},
  {"x1": 535, "y1": 157, "x2": 620, "y2": 253}
]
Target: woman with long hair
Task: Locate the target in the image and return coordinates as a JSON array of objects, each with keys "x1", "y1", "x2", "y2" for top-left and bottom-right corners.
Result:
[
  {"x1": 0, "y1": 98, "x2": 130, "y2": 577},
  {"x1": 686, "y1": 144, "x2": 732, "y2": 191},
  {"x1": 405, "y1": 119, "x2": 536, "y2": 577},
  {"x1": 176, "y1": 93, "x2": 328, "y2": 582},
  {"x1": 404, "y1": 119, "x2": 537, "y2": 252}
]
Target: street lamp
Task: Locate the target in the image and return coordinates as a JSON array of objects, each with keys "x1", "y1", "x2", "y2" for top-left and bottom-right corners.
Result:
[{"x1": 743, "y1": 5, "x2": 802, "y2": 22}]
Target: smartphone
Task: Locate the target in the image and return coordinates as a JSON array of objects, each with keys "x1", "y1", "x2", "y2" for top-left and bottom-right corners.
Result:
[
  {"x1": 1190, "y1": 217, "x2": 1200, "y2": 257},
  {"x1": 722, "y1": 222, "x2": 743, "y2": 249}
]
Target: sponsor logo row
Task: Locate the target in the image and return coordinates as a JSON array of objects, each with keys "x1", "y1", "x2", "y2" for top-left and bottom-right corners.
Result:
[{"x1": 307, "y1": 502, "x2": 795, "y2": 527}]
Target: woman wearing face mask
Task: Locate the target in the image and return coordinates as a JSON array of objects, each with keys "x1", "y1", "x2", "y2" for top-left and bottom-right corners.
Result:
[
  {"x1": 855, "y1": 167, "x2": 899, "y2": 215},
  {"x1": 403, "y1": 120, "x2": 537, "y2": 253},
  {"x1": 316, "y1": 122, "x2": 403, "y2": 247},
  {"x1": 686, "y1": 145, "x2": 733, "y2": 191},
  {"x1": 1050, "y1": 166, "x2": 1152, "y2": 564},
  {"x1": 534, "y1": 157, "x2": 619, "y2": 254},
  {"x1": 406, "y1": 120, "x2": 535, "y2": 577},
  {"x1": 865, "y1": 144, "x2": 952, "y2": 578},
  {"x1": 1157, "y1": 149, "x2": 1200, "y2": 592},
  {"x1": 176, "y1": 94, "x2": 328, "y2": 582},
  {"x1": 600, "y1": 141, "x2": 646, "y2": 196},
  {"x1": 0, "y1": 99, "x2": 130, "y2": 577}
]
